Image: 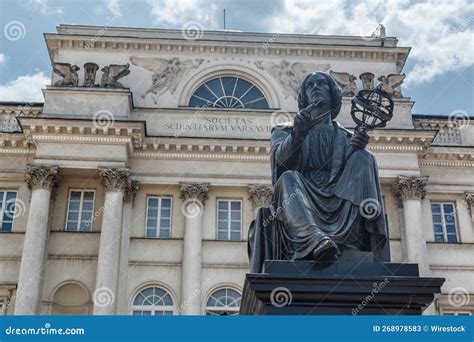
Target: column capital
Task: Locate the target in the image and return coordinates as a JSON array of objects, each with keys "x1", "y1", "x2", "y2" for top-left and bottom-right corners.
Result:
[
  {"x1": 248, "y1": 184, "x2": 273, "y2": 209},
  {"x1": 99, "y1": 167, "x2": 131, "y2": 192},
  {"x1": 179, "y1": 183, "x2": 210, "y2": 204},
  {"x1": 124, "y1": 180, "x2": 140, "y2": 203},
  {"x1": 392, "y1": 175, "x2": 429, "y2": 201},
  {"x1": 25, "y1": 164, "x2": 60, "y2": 191},
  {"x1": 463, "y1": 192, "x2": 474, "y2": 215},
  {"x1": 463, "y1": 192, "x2": 474, "y2": 205}
]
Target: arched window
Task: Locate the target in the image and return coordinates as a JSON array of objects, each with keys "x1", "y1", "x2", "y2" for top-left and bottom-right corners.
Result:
[
  {"x1": 189, "y1": 77, "x2": 269, "y2": 109},
  {"x1": 131, "y1": 286, "x2": 174, "y2": 315},
  {"x1": 206, "y1": 288, "x2": 241, "y2": 316}
]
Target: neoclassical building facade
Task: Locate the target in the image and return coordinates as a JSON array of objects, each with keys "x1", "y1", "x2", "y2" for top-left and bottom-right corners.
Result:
[{"x1": 0, "y1": 25, "x2": 473, "y2": 316}]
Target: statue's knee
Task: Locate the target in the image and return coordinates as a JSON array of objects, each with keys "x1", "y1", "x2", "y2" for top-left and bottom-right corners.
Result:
[{"x1": 278, "y1": 170, "x2": 300, "y2": 185}]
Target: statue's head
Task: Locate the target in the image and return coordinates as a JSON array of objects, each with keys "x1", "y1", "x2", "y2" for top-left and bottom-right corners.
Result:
[{"x1": 297, "y1": 72, "x2": 342, "y2": 119}]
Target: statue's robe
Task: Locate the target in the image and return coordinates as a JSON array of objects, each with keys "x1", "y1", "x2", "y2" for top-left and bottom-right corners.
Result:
[{"x1": 248, "y1": 120, "x2": 389, "y2": 273}]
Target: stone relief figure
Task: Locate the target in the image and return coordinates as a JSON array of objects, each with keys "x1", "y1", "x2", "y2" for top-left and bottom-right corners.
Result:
[
  {"x1": 100, "y1": 63, "x2": 131, "y2": 88},
  {"x1": 83, "y1": 62, "x2": 99, "y2": 87},
  {"x1": 52, "y1": 62, "x2": 80, "y2": 87},
  {"x1": 378, "y1": 74, "x2": 406, "y2": 97},
  {"x1": 130, "y1": 57, "x2": 204, "y2": 103},
  {"x1": 248, "y1": 72, "x2": 389, "y2": 273},
  {"x1": 359, "y1": 72, "x2": 375, "y2": 90},
  {"x1": 329, "y1": 70, "x2": 357, "y2": 96},
  {"x1": 255, "y1": 60, "x2": 330, "y2": 98}
]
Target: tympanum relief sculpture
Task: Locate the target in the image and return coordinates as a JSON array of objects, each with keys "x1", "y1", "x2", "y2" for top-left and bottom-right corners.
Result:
[{"x1": 130, "y1": 57, "x2": 204, "y2": 103}]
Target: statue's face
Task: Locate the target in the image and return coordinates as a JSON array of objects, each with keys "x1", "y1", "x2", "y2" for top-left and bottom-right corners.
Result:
[{"x1": 304, "y1": 73, "x2": 332, "y2": 110}]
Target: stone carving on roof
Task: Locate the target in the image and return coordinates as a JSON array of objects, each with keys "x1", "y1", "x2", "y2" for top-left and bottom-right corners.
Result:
[
  {"x1": 52, "y1": 62, "x2": 80, "y2": 87},
  {"x1": 378, "y1": 74, "x2": 405, "y2": 97},
  {"x1": 83, "y1": 62, "x2": 99, "y2": 87},
  {"x1": 100, "y1": 63, "x2": 130, "y2": 88},
  {"x1": 255, "y1": 60, "x2": 330, "y2": 98},
  {"x1": 130, "y1": 56, "x2": 205, "y2": 104},
  {"x1": 359, "y1": 72, "x2": 375, "y2": 90},
  {"x1": 329, "y1": 70, "x2": 357, "y2": 96}
]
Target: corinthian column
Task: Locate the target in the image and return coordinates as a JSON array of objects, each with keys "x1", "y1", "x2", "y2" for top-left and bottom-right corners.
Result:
[
  {"x1": 248, "y1": 184, "x2": 273, "y2": 212},
  {"x1": 15, "y1": 165, "x2": 59, "y2": 315},
  {"x1": 93, "y1": 167, "x2": 131, "y2": 315},
  {"x1": 392, "y1": 175, "x2": 429, "y2": 275},
  {"x1": 179, "y1": 183, "x2": 210, "y2": 315}
]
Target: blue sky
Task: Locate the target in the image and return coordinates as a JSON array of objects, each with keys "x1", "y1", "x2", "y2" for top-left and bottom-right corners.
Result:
[{"x1": 0, "y1": 0, "x2": 472, "y2": 116}]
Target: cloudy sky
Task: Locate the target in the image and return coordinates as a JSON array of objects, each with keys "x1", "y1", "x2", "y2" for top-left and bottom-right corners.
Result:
[{"x1": 0, "y1": 0, "x2": 472, "y2": 115}]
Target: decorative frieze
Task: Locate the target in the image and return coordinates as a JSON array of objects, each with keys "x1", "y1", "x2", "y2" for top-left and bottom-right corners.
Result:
[
  {"x1": 179, "y1": 183, "x2": 211, "y2": 204},
  {"x1": 25, "y1": 164, "x2": 60, "y2": 191},
  {"x1": 248, "y1": 184, "x2": 273, "y2": 209},
  {"x1": 99, "y1": 167, "x2": 131, "y2": 192},
  {"x1": 392, "y1": 175, "x2": 429, "y2": 201}
]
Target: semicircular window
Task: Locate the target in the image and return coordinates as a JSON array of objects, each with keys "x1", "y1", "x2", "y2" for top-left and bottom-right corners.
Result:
[{"x1": 189, "y1": 77, "x2": 269, "y2": 109}]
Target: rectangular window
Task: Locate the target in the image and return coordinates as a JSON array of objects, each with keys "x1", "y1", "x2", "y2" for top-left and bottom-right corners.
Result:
[
  {"x1": 0, "y1": 302, "x2": 4, "y2": 315},
  {"x1": 0, "y1": 190, "x2": 18, "y2": 232},
  {"x1": 65, "y1": 190, "x2": 95, "y2": 232},
  {"x1": 431, "y1": 202, "x2": 458, "y2": 243},
  {"x1": 146, "y1": 196, "x2": 172, "y2": 238},
  {"x1": 217, "y1": 199, "x2": 242, "y2": 241}
]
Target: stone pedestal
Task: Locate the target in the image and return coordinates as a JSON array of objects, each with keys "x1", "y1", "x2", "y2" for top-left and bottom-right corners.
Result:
[{"x1": 240, "y1": 260, "x2": 444, "y2": 315}]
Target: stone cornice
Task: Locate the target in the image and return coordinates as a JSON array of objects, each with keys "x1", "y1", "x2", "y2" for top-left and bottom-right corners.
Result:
[
  {"x1": 45, "y1": 34, "x2": 409, "y2": 67},
  {"x1": 2, "y1": 118, "x2": 473, "y2": 167},
  {"x1": 0, "y1": 104, "x2": 42, "y2": 116}
]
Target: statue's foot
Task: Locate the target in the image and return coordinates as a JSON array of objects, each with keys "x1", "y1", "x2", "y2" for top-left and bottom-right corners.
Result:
[{"x1": 313, "y1": 239, "x2": 339, "y2": 261}]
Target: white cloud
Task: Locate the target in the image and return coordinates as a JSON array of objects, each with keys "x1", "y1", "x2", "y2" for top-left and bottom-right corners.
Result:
[
  {"x1": 106, "y1": 0, "x2": 122, "y2": 17},
  {"x1": 264, "y1": 0, "x2": 474, "y2": 87},
  {"x1": 21, "y1": 0, "x2": 64, "y2": 15},
  {"x1": 0, "y1": 71, "x2": 49, "y2": 102},
  {"x1": 0, "y1": 53, "x2": 6, "y2": 65},
  {"x1": 146, "y1": 0, "x2": 219, "y2": 27}
]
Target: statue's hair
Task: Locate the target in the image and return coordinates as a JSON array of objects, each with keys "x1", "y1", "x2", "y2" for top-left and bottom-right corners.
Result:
[{"x1": 297, "y1": 72, "x2": 342, "y2": 119}]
